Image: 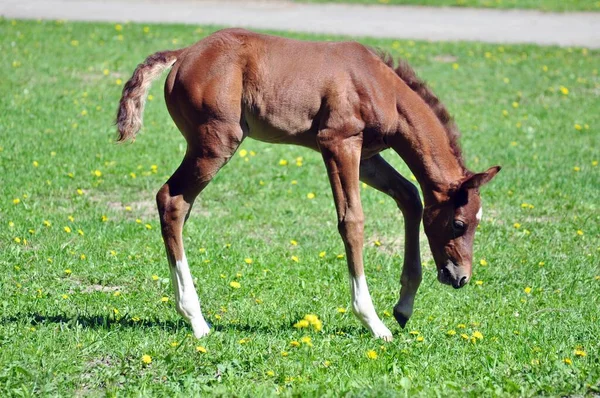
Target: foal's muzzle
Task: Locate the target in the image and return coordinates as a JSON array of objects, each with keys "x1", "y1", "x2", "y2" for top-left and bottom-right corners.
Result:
[{"x1": 438, "y1": 260, "x2": 470, "y2": 289}]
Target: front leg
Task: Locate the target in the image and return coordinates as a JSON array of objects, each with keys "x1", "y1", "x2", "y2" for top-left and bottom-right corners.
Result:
[
  {"x1": 318, "y1": 132, "x2": 393, "y2": 341},
  {"x1": 360, "y1": 154, "x2": 423, "y2": 328}
]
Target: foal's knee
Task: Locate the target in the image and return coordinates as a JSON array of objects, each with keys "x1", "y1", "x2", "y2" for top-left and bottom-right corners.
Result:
[{"x1": 337, "y1": 210, "x2": 364, "y2": 245}]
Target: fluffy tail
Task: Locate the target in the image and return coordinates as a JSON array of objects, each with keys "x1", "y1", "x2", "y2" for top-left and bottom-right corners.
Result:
[{"x1": 115, "y1": 49, "x2": 181, "y2": 142}]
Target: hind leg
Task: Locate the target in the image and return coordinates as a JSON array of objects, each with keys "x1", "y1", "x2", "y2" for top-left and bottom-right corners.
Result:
[{"x1": 156, "y1": 122, "x2": 243, "y2": 338}]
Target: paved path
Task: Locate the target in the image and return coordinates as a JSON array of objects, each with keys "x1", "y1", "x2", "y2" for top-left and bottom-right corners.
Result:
[{"x1": 2, "y1": 0, "x2": 599, "y2": 48}]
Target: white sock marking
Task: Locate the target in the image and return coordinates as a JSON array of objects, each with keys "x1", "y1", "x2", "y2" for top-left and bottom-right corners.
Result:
[
  {"x1": 172, "y1": 254, "x2": 210, "y2": 338},
  {"x1": 350, "y1": 275, "x2": 392, "y2": 339}
]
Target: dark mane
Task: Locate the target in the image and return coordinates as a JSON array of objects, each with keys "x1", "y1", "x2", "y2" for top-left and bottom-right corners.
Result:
[{"x1": 373, "y1": 50, "x2": 466, "y2": 171}]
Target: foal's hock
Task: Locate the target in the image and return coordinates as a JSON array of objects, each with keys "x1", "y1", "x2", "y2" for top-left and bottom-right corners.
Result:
[{"x1": 116, "y1": 28, "x2": 500, "y2": 340}]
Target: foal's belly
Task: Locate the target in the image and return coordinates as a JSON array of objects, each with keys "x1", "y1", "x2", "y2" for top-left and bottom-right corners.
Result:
[
  {"x1": 243, "y1": 107, "x2": 320, "y2": 150},
  {"x1": 242, "y1": 108, "x2": 388, "y2": 159}
]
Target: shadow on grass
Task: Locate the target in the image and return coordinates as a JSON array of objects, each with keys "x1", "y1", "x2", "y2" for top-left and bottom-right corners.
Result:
[{"x1": 0, "y1": 312, "x2": 367, "y2": 336}]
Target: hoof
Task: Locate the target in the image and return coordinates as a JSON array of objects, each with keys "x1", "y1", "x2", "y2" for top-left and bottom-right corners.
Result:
[
  {"x1": 393, "y1": 308, "x2": 409, "y2": 329},
  {"x1": 190, "y1": 318, "x2": 211, "y2": 338}
]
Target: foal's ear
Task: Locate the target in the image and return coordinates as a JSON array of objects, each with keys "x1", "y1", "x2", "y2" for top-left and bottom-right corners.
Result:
[{"x1": 460, "y1": 166, "x2": 501, "y2": 190}]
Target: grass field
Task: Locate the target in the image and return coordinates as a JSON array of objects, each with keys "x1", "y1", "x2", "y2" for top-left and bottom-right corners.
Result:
[
  {"x1": 296, "y1": 0, "x2": 600, "y2": 12},
  {"x1": 1, "y1": 19, "x2": 599, "y2": 396}
]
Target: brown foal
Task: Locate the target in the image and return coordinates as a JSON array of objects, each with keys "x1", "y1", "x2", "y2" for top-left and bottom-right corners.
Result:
[{"x1": 116, "y1": 28, "x2": 500, "y2": 340}]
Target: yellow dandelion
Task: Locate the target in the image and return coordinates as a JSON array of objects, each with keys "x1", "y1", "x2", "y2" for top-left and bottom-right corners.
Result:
[
  {"x1": 14, "y1": 237, "x2": 21, "y2": 244},
  {"x1": 576, "y1": 230, "x2": 583, "y2": 236},
  {"x1": 291, "y1": 255, "x2": 299, "y2": 263},
  {"x1": 93, "y1": 170, "x2": 102, "y2": 177},
  {"x1": 479, "y1": 259, "x2": 488, "y2": 266},
  {"x1": 574, "y1": 349, "x2": 586, "y2": 357},
  {"x1": 116, "y1": 78, "x2": 123, "y2": 85},
  {"x1": 141, "y1": 354, "x2": 152, "y2": 365},
  {"x1": 229, "y1": 281, "x2": 241, "y2": 289},
  {"x1": 319, "y1": 251, "x2": 326, "y2": 258},
  {"x1": 294, "y1": 319, "x2": 309, "y2": 329},
  {"x1": 559, "y1": 86, "x2": 569, "y2": 95},
  {"x1": 475, "y1": 280, "x2": 484, "y2": 286},
  {"x1": 279, "y1": 159, "x2": 288, "y2": 166},
  {"x1": 564, "y1": 358, "x2": 572, "y2": 365},
  {"x1": 447, "y1": 329, "x2": 457, "y2": 336},
  {"x1": 161, "y1": 296, "x2": 169, "y2": 302},
  {"x1": 170, "y1": 341, "x2": 179, "y2": 347},
  {"x1": 196, "y1": 346, "x2": 207, "y2": 353},
  {"x1": 337, "y1": 307, "x2": 347, "y2": 313},
  {"x1": 409, "y1": 330, "x2": 420, "y2": 336},
  {"x1": 64, "y1": 226, "x2": 72, "y2": 233},
  {"x1": 416, "y1": 336, "x2": 424, "y2": 342},
  {"x1": 101, "y1": 215, "x2": 108, "y2": 222},
  {"x1": 513, "y1": 223, "x2": 521, "y2": 229},
  {"x1": 300, "y1": 336, "x2": 313, "y2": 346},
  {"x1": 460, "y1": 333, "x2": 469, "y2": 340},
  {"x1": 239, "y1": 149, "x2": 248, "y2": 157},
  {"x1": 307, "y1": 192, "x2": 315, "y2": 199},
  {"x1": 144, "y1": 224, "x2": 152, "y2": 230},
  {"x1": 366, "y1": 350, "x2": 378, "y2": 359},
  {"x1": 374, "y1": 240, "x2": 381, "y2": 247},
  {"x1": 115, "y1": 24, "x2": 123, "y2": 31},
  {"x1": 152, "y1": 274, "x2": 159, "y2": 281},
  {"x1": 472, "y1": 331, "x2": 483, "y2": 340},
  {"x1": 266, "y1": 370, "x2": 275, "y2": 377},
  {"x1": 244, "y1": 258, "x2": 253, "y2": 264},
  {"x1": 574, "y1": 124, "x2": 582, "y2": 131},
  {"x1": 281, "y1": 351, "x2": 289, "y2": 357},
  {"x1": 573, "y1": 166, "x2": 580, "y2": 172},
  {"x1": 80, "y1": 254, "x2": 86, "y2": 260},
  {"x1": 512, "y1": 102, "x2": 519, "y2": 108},
  {"x1": 290, "y1": 340, "x2": 300, "y2": 347},
  {"x1": 13, "y1": 198, "x2": 21, "y2": 204},
  {"x1": 290, "y1": 239, "x2": 297, "y2": 246},
  {"x1": 524, "y1": 286, "x2": 532, "y2": 294}
]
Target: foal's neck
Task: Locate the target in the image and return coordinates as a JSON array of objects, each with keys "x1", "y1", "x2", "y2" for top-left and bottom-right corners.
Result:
[{"x1": 389, "y1": 90, "x2": 466, "y2": 205}]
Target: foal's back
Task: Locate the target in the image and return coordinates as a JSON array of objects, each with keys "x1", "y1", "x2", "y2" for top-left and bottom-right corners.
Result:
[{"x1": 165, "y1": 28, "x2": 399, "y2": 150}]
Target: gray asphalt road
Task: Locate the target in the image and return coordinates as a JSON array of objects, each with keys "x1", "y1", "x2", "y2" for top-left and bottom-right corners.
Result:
[{"x1": 1, "y1": 0, "x2": 599, "y2": 48}]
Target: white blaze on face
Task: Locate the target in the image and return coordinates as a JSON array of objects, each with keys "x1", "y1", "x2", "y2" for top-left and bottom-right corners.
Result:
[{"x1": 476, "y1": 206, "x2": 483, "y2": 222}]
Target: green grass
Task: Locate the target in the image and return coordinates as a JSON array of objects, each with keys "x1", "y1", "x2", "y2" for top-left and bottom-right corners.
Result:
[
  {"x1": 296, "y1": 0, "x2": 600, "y2": 12},
  {"x1": 1, "y1": 18, "x2": 599, "y2": 396}
]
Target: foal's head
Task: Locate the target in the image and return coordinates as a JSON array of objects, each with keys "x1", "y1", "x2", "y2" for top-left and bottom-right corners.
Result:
[{"x1": 423, "y1": 166, "x2": 500, "y2": 289}]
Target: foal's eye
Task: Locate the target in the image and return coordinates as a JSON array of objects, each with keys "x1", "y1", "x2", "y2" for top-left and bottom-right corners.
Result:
[{"x1": 453, "y1": 220, "x2": 466, "y2": 233}]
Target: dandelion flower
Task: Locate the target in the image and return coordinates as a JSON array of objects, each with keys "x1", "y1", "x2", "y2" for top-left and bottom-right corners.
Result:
[
  {"x1": 416, "y1": 336, "x2": 424, "y2": 342},
  {"x1": 141, "y1": 354, "x2": 152, "y2": 365},
  {"x1": 479, "y1": 259, "x2": 488, "y2": 266},
  {"x1": 472, "y1": 331, "x2": 483, "y2": 340},
  {"x1": 229, "y1": 281, "x2": 241, "y2": 289},
  {"x1": 152, "y1": 274, "x2": 159, "y2": 281},
  {"x1": 475, "y1": 280, "x2": 483, "y2": 286},
  {"x1": 307, "y1": 192, "x2": 315, "y2": 199},
  {"x1": 244, "y1": 258, "x2": 253, "y2": 264},
  {"x1": 13, "y1": 198, "x2": 21, "y2": 204},
  {"x1": 366, "y1": 350, "x2": 378, "y2": 359},
  {"x1": 294, "y1": 319, "x2": 309, "y2": 329},
  {"x1": 563, "y1": 358, "x2": 572, "y2": 365},
  {"x1": 576, "y1": 230, "x2": 583, "y2": 236},
  {"x1": 290, "y1": 340, "x2": 300, "y2": 347},
  {"x1": 291, "y1": 255, "x2": 299, "y2": 262},
  {"x1": 64, "y1": 226, "x2": 72, "y2": 233},
  {"x1": 574, "y1": 349, "x2": 586, "y2": 357},
  {"x1": 337, "y1": 307, "x2": 347, "y2": 313},
  {"x1": 319, "y1": 251, "x2": 326, "y2": 258},
  {"x1": 559, "y1": 86, "x2": 569, "y2": 95},
  {"x1": 278, "y1": 159, "x2": 288, "y2": 166},
  {"x1": 300, "y1": 336, "x2": 313, "y2": 346},
  {"x1": 239, "y1": 149, "x2": 248, "y2": 157},
  {"x1": 196, "y1": 346, "x2": 207, "y2": 353},
  {"x1": 290, "y1": 239, "x2": 297, "y2": 246},
  {"x1": 524, "y1": 287, "x2": 532, "y2": 294},
  {"x1": 161, "y1": 296, "x2": 169, "y2": 302},
  {"x1": 447, "y1": 329, "x2": 457, "y2": 336}
]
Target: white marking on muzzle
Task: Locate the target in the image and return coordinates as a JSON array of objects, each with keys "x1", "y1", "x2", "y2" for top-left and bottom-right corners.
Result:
[{"x1": 476, "y1": 206, "x2": 483, "y2": 222}]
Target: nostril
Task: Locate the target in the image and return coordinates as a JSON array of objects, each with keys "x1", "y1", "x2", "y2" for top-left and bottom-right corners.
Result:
[{"x1": 459, "y1": 276, "x2": 468, "y2": 287}]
